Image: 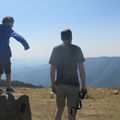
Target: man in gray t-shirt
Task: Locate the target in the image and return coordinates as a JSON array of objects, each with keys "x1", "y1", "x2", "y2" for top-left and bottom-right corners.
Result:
[{"x1": 49, "y1": 29, "x2": 87, "y2": 120}]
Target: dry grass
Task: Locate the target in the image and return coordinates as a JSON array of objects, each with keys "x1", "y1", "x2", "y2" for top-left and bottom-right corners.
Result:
[{"x1": 14, "y1": 87, "x2": 120, "y2": 120}]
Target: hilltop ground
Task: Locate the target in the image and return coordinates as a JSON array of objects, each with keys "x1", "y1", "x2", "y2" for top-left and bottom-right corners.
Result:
[{"x1": 13, "y1": 87, "x2": 120, "y2": 120}]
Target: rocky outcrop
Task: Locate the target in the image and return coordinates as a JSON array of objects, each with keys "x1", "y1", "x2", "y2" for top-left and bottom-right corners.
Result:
[{"x1": 0, "y1": 94, "x2": 32, "y2": 120}]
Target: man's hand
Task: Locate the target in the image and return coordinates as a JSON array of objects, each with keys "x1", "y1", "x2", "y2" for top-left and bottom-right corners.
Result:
[
  {"x1": 80, "y1": 88, "x2": 87, "y2": 99},
  {"x1": 51, "y1": 84, "x2": 57, "y2": 94},
  {"x1": 81, "y1": 88, "x2": 87, "y2": 93},
  {"x1": 24, "y1": 46, "x2": 30, "y2": 50}
]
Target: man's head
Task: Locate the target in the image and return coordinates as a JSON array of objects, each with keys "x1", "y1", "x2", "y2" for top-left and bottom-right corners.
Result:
[
  {"x1": 61, "y1": 29, "x2": 72, "y2": 44},
  {"x1": 2, "y1": 16, "x2": 14, "y2": 28}
]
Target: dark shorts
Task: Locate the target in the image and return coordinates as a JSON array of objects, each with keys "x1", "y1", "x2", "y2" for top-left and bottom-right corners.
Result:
[{"x1": 0, "y1": 58, "x2": 11, "y2": 74}]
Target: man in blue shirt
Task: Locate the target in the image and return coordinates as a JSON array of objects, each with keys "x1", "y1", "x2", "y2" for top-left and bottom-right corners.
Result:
[
  {"x1": 49, "y1": 29, "x2": 87, "y2": 120},
  {"x1": 0, "y1": 16, "x2": 30, "y2": 94}
]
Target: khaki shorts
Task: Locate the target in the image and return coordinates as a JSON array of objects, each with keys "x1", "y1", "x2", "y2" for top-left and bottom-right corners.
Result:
[{"x1": 56, "y1": 84, "x2": 79, "y2": 108}]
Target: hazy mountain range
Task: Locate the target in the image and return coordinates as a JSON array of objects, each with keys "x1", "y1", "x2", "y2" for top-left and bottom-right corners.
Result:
[
  {"x1": 5, "y1": 56, "x2": 120, "y2": 88},
  {"x1": 85, "y1": 57, "x2": 120, "y2": 87}
]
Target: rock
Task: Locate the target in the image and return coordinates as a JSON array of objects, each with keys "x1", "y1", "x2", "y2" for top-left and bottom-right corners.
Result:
[
  {"x1": 85, "y1": 95, "x2": 95, "y2": 100},
  {"x1": 112, "y1": 90, "x2": 119, "y2": 95},
  {"x1": 0, "y1": 94, "x2": 32, "y2": 120}
]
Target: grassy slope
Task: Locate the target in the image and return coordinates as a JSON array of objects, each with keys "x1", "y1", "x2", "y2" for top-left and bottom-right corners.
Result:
[{"x1": 14, "y1": 87, "x2": 120, "y2": 120}]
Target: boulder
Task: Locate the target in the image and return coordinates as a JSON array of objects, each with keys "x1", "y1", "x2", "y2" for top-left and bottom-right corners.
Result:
[{"x1": 0, "y1": 94, "x2": 32, "y2": 120}]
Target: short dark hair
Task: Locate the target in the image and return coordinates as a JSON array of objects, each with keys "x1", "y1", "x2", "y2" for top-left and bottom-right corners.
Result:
[
  {"x1": 2, "y1": 16, "x2": 14, "y2": 24},
  {"x1": 61, "y1": 29, "x2": 72, "y2": 41}
]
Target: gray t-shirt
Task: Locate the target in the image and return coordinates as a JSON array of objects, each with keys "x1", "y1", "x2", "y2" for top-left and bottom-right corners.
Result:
[{"x1": 49, "y1": 43, "x2": 85, "y2": 86}]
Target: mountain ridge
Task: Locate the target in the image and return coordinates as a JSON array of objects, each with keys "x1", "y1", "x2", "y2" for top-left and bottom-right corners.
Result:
[{"x1": 9, "y1": 56, "x2": 120, "y2": 88}]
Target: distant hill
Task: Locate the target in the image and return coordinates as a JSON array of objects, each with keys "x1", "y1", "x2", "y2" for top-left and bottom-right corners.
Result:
[
  {"x1": 0, "y1": 79, "x2": 44, "y2": 88},
  {"x1": 10, "y1": 57, "x2": 120, "y2": 88},
  {"x1": 85, "y1": 57, "x2": 120, "y2": 87},
  {"x1": 11, "y1": 64, "x2": 50, "y2": 87}
]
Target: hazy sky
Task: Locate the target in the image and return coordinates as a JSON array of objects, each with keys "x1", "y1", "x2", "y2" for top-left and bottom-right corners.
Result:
[{"x1": 0, "y1": 0, "x2": 120, "y2": 61}]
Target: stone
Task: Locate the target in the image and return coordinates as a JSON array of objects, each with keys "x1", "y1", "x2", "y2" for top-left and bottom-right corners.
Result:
[{"x1": 0, "y1": 94, "x2": 32, "y2": 120}]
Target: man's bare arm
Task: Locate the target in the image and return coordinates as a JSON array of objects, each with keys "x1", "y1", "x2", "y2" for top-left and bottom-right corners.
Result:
[
  {"x1": 78, "y1": 63, "x2": 86, "y2": 89},
  {"x1": 50, "y1": 64, "x2": 56, "y2": 93}
]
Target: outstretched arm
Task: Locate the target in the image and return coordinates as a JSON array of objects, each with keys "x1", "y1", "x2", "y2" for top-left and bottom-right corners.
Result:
[{"x1": 11, "y1": 32, "x2": 30, "y2": 50}]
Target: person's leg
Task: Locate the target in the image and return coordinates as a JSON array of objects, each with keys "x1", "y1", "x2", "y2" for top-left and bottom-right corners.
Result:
[
  {"x1": 4, "y1": 59, "x2": 11, "y2": 88},
  {"x1": 0, "y1": 74, "x2": 2, "y2": 80},
  {"x1": 55, "y1": 85, "x2": 66, "y2": 120},
  {"x1": 3, "y1": 58, "x2": 14, "y2": 92},
  {"x1": 0, "y1": 61, "x2": 3, "y2": 80},
  {"x1": 55, "y1": 106, "x2": 64, "y2": 120},
  {"x1": 67, "y1": 86, "x2": 79, "y2": 120},
  {"x1": 6, "y1": 73, "x2": 11, "y2": 88},
  {"x1": 0, "y1": 61, "x2": 4, "y2": 94},
  {"x1": 68, "y1": 107, "x2": 76, "y2": 120},
  {"x1": 6, "y1": 73, "x2": 14, "y2": 92}
]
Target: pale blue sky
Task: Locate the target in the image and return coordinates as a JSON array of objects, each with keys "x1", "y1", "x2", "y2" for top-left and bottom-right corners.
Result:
[{"x1": 0, "y1": 0, "x2": 120, "y2": 61}]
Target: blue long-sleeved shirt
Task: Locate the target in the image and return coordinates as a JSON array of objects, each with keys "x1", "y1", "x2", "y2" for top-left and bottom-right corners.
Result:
[{"x1": 0, "y1": 24, "x2": 30, "y2": 58}]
